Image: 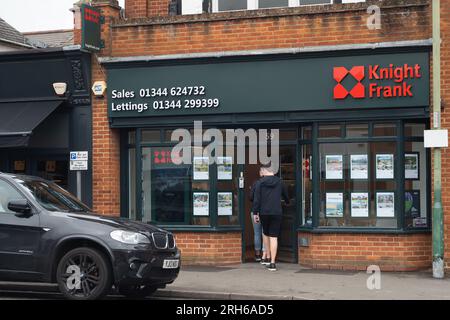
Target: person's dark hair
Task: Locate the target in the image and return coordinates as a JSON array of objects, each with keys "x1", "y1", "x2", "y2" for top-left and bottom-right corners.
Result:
[
  {"x1": 260, "y1": 163, "x2": 273, "y2": 173},
  {"x1": 260, "y1": 163, "x2": 272, "y2": 169}
]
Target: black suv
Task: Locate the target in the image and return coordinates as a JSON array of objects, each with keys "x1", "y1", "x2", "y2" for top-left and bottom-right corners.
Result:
[{"x1": 0, "y1": 173, "x2": 180, "y2": 300}]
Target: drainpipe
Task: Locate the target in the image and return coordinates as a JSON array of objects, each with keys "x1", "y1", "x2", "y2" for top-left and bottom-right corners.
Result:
[{"x1": 432, "y1": 0, "x2": 444, "y2": 279}]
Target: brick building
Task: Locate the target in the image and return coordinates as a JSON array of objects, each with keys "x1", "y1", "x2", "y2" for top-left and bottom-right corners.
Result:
[{"x1": 76, "y1": 0, "x2": 449, "y2": 271}]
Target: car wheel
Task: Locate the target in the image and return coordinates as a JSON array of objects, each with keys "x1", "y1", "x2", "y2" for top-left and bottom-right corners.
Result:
[
  {"x1": 56, "y1": 247, "x2": 112, "y2": 300},
  {"x1": 118, "y1": 285, "x2": 158, "y2": 299}
]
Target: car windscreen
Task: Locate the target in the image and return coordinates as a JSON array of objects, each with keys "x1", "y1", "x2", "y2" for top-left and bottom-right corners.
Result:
[{"x1": 14, "y1": 178, "x2": 91, "y2": 213}]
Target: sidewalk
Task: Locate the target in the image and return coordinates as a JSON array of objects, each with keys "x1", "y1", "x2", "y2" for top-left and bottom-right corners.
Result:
[{"x1": 157, "y1": 263, "x2": 450, "y2": 300}]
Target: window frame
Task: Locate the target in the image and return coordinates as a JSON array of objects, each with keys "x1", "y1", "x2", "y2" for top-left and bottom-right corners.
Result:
[
  {"x1": 0, "y1": 177, "x2": 33, "y2": 216},
  {"x1": 211, "y1": 0, "x2": 327, "y2": 13},
  {"x1": 300, "y1": 120, "x2": 431, "y2": 232}
]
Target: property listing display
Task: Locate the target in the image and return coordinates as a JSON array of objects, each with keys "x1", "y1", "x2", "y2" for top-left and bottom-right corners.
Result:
[
  {"x1": 325, "y1": 155, "x2": 343, "y2": 179},
  {"x1": 193, "y1": 192, "x2": 209, "y2": 216},
  {"x1": 217, "y1": 192, "x2": 233, "y2": 216},
  {"x1": 217, "y1": 157, "x2": 233, "y2": 180},
  {"x1": 351, "y1": 193, "x2": 369, "y2": 217},
  {"x1": 350, "y1": 155, "x2": 368, "y2": 179},
  {"x1": 326, "y1": 193, "x2": 344, "y2": 217},
  {"x1": 318, "y1": 123, "x2": 429, "y2": 228},
  {"x1": 193, "y1": 157, "x2": 209, "y2": 180},
  {"x1": 376, "y1": 154, "x2": 394, "y2": 179},
  {"x1": 376, "y1": 192, "x2": 395, "y2": 217}
]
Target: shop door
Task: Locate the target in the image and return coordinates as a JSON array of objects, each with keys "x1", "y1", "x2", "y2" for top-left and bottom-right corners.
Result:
[{"x1": 243, "y1": 145, "x2": 297, "y2": 263}]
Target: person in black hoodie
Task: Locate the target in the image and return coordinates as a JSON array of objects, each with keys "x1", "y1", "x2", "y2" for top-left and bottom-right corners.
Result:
[{"x1": 252, "y1": 163, "x2": 289, "y2": 271}]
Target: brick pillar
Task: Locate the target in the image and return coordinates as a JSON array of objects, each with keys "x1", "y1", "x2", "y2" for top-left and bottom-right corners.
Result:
[
  {"x1": 125, "y1": 0, "x2": 148, "y2": 18},
  {"x1": 87, "y1": 0, "x2": 122, "y2": 216}
]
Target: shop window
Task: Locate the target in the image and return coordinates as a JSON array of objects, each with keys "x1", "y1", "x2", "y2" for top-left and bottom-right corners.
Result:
[
  {"x1": 373, "y1": 123, "x2": 396, "y2": 137},
  {"x1": 128, "y1": 148, "x2": 136, "y2": 220},
  {"x1": 405, "y1": 123, "x2": 425, "y2": 137},
  {"x1": 141, "y1": 130, "x2": 161, "y2": 143},
  {"x1": 318, "y1": 141, "x2": 397, "y2": 228},
  {"x1": 128, "y1": 130, "x2": 136, "y2": 145},
  {"x1": 279, "y1": 129, "x2": 297, "y2": 141},
  {"x1": 319, "y1": 124, "x2": 342, "y2": 138},
  {"x1": 217, "y1": 147, "x2": 240, "y2": 226},
  {"x1": 301, "y1": 144, "x2": 312, "y2": 226},
  {"x1": 142, "y1": 147, "x2": 201, "y2": 225},
  {"x1": 301, "y1": 126, "x2": 312, "y2": 140},
  {"x1": 346, "y1": 123, "x2": 368, "y2": 138},
  {"x1": 404, "y1": 141, "x2": 428, "y2": 229}
]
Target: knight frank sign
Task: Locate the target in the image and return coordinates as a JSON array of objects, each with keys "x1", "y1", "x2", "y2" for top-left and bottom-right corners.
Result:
[
  {"x1": 107, "y1": 51, "x2": 429, "y2": 118},
  {"x1": 81, "y1": 4, "x2": 102, "y2": 52}
]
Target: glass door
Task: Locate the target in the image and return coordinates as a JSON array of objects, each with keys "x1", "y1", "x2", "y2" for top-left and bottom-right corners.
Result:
[{"x1": 242, "y1": 144, "x2": 298, "y2": 263}]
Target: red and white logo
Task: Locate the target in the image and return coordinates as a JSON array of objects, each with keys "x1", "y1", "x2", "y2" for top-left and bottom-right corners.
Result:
[
  {"x1": 333, "y1": 63, "x2": 421, "y2": 100},
  {"x1": 333, "y1": 66, "x2": 365, "y2": 99}
]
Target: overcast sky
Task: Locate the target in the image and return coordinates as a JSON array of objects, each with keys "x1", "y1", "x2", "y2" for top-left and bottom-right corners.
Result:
[{"x1": 2, "y1": 0, "x2": 125, "y2": 32}]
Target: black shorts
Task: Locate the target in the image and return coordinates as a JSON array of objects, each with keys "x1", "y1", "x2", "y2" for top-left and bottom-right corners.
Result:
[{"x1": 260, "y1": 215, "x2": 282, "y2": 237}]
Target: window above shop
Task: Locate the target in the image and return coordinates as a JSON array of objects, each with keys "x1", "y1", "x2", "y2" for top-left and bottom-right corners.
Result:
[{"x1": 181, "y1": 0, "x2": 366, "y2": 15}]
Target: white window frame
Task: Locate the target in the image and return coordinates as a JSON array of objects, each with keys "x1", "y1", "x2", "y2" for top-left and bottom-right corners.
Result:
[
  {"x1": 210, "y1": 1, "x2": 346, "y2": 13},
  {"x1": 212, "y1": 0, "x2": 303, "y2": 13}
]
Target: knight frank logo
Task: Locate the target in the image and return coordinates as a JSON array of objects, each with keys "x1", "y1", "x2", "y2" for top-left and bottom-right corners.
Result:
[
  {"x1": 333, "y1": 64, "x2": 422, "y2": 100},
  {"x1": 333, "y1": 66, "x2": 365, "y2": 99}
]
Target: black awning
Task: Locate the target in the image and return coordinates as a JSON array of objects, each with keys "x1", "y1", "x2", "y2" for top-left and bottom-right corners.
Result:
[{"x1": 0, "y1": 100, "x2": 63, "y2": 148}]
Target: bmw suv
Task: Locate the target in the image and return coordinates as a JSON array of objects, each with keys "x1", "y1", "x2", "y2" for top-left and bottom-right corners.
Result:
[{"x1": 0, "y1": 173, "x2": 180, "y2": 300}]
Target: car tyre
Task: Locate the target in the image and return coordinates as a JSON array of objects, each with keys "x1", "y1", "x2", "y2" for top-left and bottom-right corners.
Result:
[
  {"x1": 56, "y1": 247, "x2": 112, "y2": 300},
  {"x1": 118, "y1": 284, "x2": 158, "y2": 299}
]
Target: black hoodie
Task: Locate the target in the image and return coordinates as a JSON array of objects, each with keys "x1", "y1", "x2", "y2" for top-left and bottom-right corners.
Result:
[{"x1": 252, "y1": 175, "x2": 289, "y2": 216}]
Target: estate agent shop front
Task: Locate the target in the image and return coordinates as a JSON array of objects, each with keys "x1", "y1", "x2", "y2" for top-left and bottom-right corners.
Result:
[{"x1": 104, "y1": 46, "x2": 431, "y2": 270}]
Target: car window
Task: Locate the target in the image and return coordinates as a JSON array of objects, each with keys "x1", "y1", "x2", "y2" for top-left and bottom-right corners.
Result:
[
  {"x1": 13, "y1": 178, "x2": 91, "y2": 213},
  {"x1": 0, "y1": 179, "x2": 26, "y2": 214}
]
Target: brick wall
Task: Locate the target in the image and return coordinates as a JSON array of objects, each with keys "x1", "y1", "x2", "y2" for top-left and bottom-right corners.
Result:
[
  {"x1": 298, "y1": 233, "x2": 432, "y2": 271},
  {"x1": 148, "y1": 0, "x2": 170, "y2": 16},
  {"x1": 125, "y1": 0, "x2": 170, "y2": 18},
  {"x1": 91, "y1": 2, "x2": 122, "y2": 215},
  {"x1": 111, "y1": 0, "x2": 431, "y2": 57},
  {"x1": 174, "y1": 232, "x2": 242, "y2": 265},
  {"x1": 125, "y1": 0, "x2": 147, "y2": 18}
]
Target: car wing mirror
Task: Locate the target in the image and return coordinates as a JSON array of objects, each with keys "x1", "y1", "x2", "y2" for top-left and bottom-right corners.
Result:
[{"x1": 8, "y1": 199, "x2": 32, "y2": 217}]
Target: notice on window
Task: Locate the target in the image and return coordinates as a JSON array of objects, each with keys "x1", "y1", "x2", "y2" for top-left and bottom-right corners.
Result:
[
  {"x1": 350, "y1": 154, "x2": 368, "y2": 179},
  {"x1": 405, "y1": 190, "x2": 420, "y2": 217},
  {"x1": 217, "y1": 156, "x2": 233, "y2": 180},
  {"x1": 376, "y1": 192, "x2": 395, "y2": 217},
  {"x1": 217, "y1": 192, "x2": 233, "y2": 216},
  {"x1": 351, "y1": 193, "x2": 369, "y2": 217},
  {"x1": 376, "y1": 154, "x2": 394, "y2": 179},
  {"x1": 326, "y1": 193, "x2": 343, "y2": 217},
  {"x1": 405, "y1": 153, "x2": 419, "y2": 179},
  {"x1": 325, "y1": 155, "x2": 343, "y2": 180},
  {"x1": 193, "y1": 157, "x2": 209, "y2": 180},
  {"x1": 193, "y1": 192, "x2": 209, "y2": 216}
]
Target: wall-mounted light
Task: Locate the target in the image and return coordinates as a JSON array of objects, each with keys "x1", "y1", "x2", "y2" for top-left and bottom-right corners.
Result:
[{"x1": 53, "y1": 82, "x2": 68, "y2": 96}]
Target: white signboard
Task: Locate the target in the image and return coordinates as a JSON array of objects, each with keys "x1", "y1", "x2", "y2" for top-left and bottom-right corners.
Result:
[
  {"x1": 70, "y1": 151, "x2": 88, "y2": 171},
  {"x1": 424, "y1": 129, "x2": 448, "y2": 148}
]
